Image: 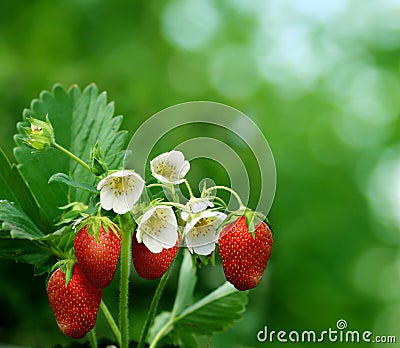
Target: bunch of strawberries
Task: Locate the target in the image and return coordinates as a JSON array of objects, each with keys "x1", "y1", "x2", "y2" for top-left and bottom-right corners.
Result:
[{"x1": 47, "y1": 214, "x2": 273, "y2": 338}]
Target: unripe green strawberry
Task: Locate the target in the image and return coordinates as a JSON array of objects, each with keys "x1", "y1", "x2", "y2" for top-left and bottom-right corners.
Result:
[
  {"x1": 218, "y1": 216, "x2": 273, "y2": 291},
  {"x1": 46, "y1": 264, "x2": 102, "y2": 339},
  {"x1": 74, "y1": 224, "x2": 121, "y2": 289},
  {"x1": 132, "y1": 234, "x2": 180, "y2": 279}
]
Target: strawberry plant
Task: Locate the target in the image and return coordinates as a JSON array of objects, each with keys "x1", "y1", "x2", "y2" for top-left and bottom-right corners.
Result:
[{"x1": 0, "y1": 84, "x2": 275, "y2": 347}]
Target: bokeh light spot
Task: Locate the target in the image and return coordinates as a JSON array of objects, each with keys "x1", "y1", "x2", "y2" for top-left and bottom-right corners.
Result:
[{"x1": 162, "y1": 0, "x2": 220, "y2": 51}]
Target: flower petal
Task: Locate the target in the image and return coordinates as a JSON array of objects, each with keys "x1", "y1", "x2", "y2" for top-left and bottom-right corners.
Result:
[
  {"x1": 191, "y1": 200, "x2": 213, "y2": 213},
  {"x1": 97, "y1": 176, "x2": 109, "y2": 190},
  {"x1": 178, "y1": 160, "x2": 190, "y2": 178},
  {"x1": 142, "y1": 233, "x2": 164, "y2": 253},
  {"x1": 136, "y1": 230, "x2": 143, "y2": 243},
  {"x1": 184, "y1": 211, "x2": 226, "y2": 255},
  {"x1": 192, "y1": 241, "x2": 216, "y2": 255},
  {"x1": 110, "y1": 169, "x2": 130, "y2": 178},
  {"x1": 97, "y1": 170, "x2": 145, "y2": 214},
  {"x1": 137, "y1": 205, "x2": 179, "y2": 252},
  {"x1": 124, "y1": 173, "x2": 145, "y2": 205},
  {"x1": 185, "y1": 224, "x2": 216, "y2": 255},
  {"x1": 150, "y1": 151, "x2": 190, "y2": 184},
  {"x1": 181, "y1": 210, "x2": 189, "y2": 221},
  {"x1": 100, "y1": 186, "x2": 114, "y2": 211},
  {"x1": 159, "y1": 227, "x2": 179, "y2": 249},
  {"x1": 150, "y1": 153, "x2": 168, "y2": 178},
  {"x1": 166, "y1": 150, "x2": 184, "y2": 166},
  {"x1": 112, "y1": 195, "x2": 131, "y2": 215},
  {"x1": 181, "y1": 199, "x2": 214, "y2": 221}
]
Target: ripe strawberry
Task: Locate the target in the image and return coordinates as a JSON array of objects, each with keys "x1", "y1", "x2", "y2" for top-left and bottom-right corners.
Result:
[
  {"x1": 132, "y1": 235, "x2": 180, "y2": 280},
  {"x1": 46, "y1": 264, "x2": 102, "y2": 339},
  {"x1": 218, "y1": 216, "x2": 273, "y2": 291},
  {"x1": 74, "y1": 223, "x2": 121, "y2": 289}
]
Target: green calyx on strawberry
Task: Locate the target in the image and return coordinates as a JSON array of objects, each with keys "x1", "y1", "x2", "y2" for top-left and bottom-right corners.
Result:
[
  {"x1": 132, "y1": 233, "x2": 180, "y2": 280},
  {"x1": 218, "y1": 210, "x2": 273, "y2": 291},
  {"x1": 74, "y1": 215, "x2": 121, "y2": 289},
  {"x1": 46, "y1": 263, "x2": 102, "y2": 339}
]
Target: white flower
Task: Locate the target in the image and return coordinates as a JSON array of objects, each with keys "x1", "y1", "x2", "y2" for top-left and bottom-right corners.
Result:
[
  {"x1": 137, "y1": 205, "x2": 179, "y2": 253},
  {"x1": 184, "y1": 210, "x2": 226, "y2": 256},
  {"x1": 181, "y1": 199, "x2": 214, "y2": 221},
  {"x1": 97, "y1": 170, "x2": 145, "y2": 214},
  {"x1": 150, "y1": 150, "x2": 190, "y2": 184}
]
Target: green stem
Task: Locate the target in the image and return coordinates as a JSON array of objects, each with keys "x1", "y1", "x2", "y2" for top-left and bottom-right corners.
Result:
[
  {"x1": 170, "y1": 184, "x2": 180, "y2": 202},
  {"x1": 183, "y1": 179, "x2": 194, "y2": 199},
  {"x1": 205, "y1": 186, "x2": 246, "y2": 210},
  {"x1": 119, "y1": 213, "x2": 134, "y2": 348},
  {"x1": 100, "y1": 300, "x2": 122, "y2": 347},
  {"x1": 147, "y1": 183, "x2": 183, "y2": 204},
  {"x1": 162, "y1": 201, "x2": 188, "y2": 211},
  {"x1": 212, "y1": 196, "x2": 228, "y2": 209},
  {"x1": 88, "y1": 329, "x2": 98, "y2": 348},
  {"x1": 138, "y1": 266, "x2": 173, "y2": 348},
  {"x1": 51, "y1": 140, "x2": 92, "y2": 172},
  {"x1": 34, "y1": 240, "x2": 65, "y2": 259},
  {"x1": 149, "y1": 319, "x2": 174, "y2": 348},
  {"x1": 147, "y1": 183, "x2": 166, "y2": 189}
]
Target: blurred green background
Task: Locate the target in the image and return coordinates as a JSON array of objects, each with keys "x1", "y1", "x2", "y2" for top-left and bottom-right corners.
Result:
[{"x1": 1, "y1": 0, "x2": 400, "y2": 347}]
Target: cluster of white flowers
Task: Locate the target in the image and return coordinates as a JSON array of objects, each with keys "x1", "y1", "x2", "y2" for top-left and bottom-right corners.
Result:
[{"x1": 97, "y1": 150, "x2": 226, "y2": 256}]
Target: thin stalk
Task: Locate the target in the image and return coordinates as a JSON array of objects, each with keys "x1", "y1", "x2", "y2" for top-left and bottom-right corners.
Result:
[
  {"x1": 119, "y1": 213, "x2": 134, "y2": 348},
  {"x1": 88, "y1": 329, "x2": 98, "y2": 348},
  {"x1": 100, "y1": 300, "x2": 122, "y2": 347},
  {"x1": 205, "y1": 186, "x2": 245, "y2": 210},
  {"x1": 146, "y1": 183, "x2": 166, "y2": 189},
  {"x1": 51, "y1": 141, "x2": 92, "y2": 172},
  {"x1": 33, "y1": 240, "x2": 65, "y2": 259},
  {"x1": 149, "y1": 320, "x2": 174, "y2": 348},
  {"x1": 161, "y1": 201, "x2": 188, "y2": 211},
  {"x1": 137, "y1": 266, "x2": 173, "y2": 348},
  {"x1": 147, "y1": 183, "x2": 182, "y2": 203},
  {"x1": 170, "y1": 184, "x2": 180, "y2": 202},
  {"x1": 183, "y1": 179, "x2": 194, "y2": 199}
]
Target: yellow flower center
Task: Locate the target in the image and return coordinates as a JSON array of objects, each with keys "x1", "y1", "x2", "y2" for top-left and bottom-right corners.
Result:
[
  {"x1": 142, "y1": 210, "x2": 168, "y2": 237},
  {"x1": 113, "y1": 177, "x2": 124, "y2": 192},
  {"x1": 155, "y1": 161, "x2": 176, "y2": 179},
  {"x1": 195, "y1": 217, "x2": 215, "y2": 227},
  {"x1": 190, "y1": 217, "x2": 217, "y2": 238}
]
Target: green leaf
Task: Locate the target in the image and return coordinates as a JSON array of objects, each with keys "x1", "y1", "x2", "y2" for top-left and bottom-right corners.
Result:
[
  {"x1": 14, "y1": 84, "x2": 128, "y2": 225},
  {"x1": 0, "y1": 200, "x2": 43, "y2": 239},
  {"x1": 174, "y1": 282, "x2": 248, "y2": 335},
  {"x1": 0, "y1": 148, "x2": 50, "y2": 231},
  {"x1": 149, "y1": 311, "x2": 172, "y2": 343},
  {"x1": 0, "y1": 238, "x2": 54, "y2": 275},
  {"x1": 172, "y1": 331, "x2": 198, "y2": 348},
  {"x1": 53, "y1": 202, "x2": 88, "y2": 226},
  {"x1": 48, "y1": 172, "x2": 98, "y2": 194},
  {"x1": 172, "y1": 249, "x2": 197, "y2": 315}
]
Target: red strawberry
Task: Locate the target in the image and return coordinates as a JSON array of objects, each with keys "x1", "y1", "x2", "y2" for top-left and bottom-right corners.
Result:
[
  {"x1": 74, "y1": 223, "x2": 121, "y2": 289},
  {"x1": 132, "y1": 234, "x2": 180, "y2": 279},
  {"x1": 46, "y1": 264, "x2": 102, "y2": 339},
  {"x1": 218, "y1": 216, "x2": 273, "y2": 291}
]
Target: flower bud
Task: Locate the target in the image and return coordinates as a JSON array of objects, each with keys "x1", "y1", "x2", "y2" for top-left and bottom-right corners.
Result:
[{"x1": 23, "y1": 115, "x2": 54, "y2": 151}]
